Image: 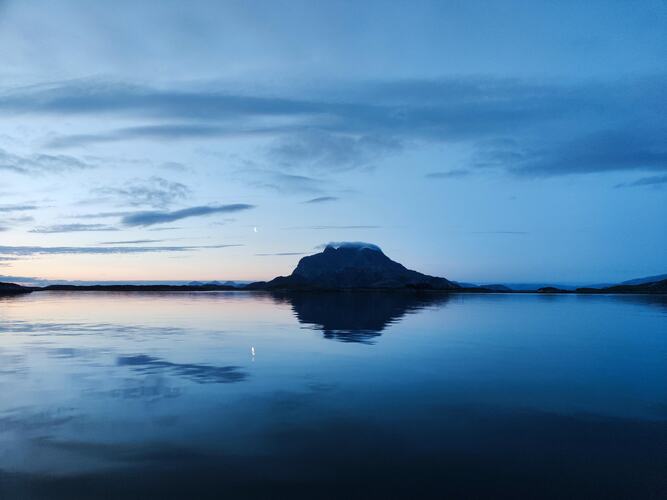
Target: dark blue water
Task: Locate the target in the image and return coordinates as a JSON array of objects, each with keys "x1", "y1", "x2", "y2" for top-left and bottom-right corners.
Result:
[{"x1": 1, "y1": 292, "x2": 665, "y2": 499}]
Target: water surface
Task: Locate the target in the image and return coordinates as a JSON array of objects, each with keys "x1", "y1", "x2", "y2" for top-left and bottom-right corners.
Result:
[{"x1": 1, "y1": 292, "x2": 665, "y2": 498}]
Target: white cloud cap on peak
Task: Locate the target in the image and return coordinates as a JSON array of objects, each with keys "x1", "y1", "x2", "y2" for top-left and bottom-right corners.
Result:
[{"x1": 323, "y1": 242, "x2": 383, "y2": 252}]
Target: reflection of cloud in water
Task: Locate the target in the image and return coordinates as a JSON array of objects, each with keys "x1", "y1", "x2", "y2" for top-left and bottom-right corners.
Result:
[
  {"x1": 608, "y1": 294, "x2": 667, "y2": 312},
  {"x1": 274, "y1": 292, "x2": 451, "y2": 343},
  {"x1": 0, "y1": 320, "x2": 185, "y2": 338},
  {"x1": 47, "y1": 347, "x2": 109, "y2": 359},
  {"x1": 85, "y1": 377, "x2": 182, "y2": 401},
  {"x1": 0, "y1": 406, "x2": 79, "y2": 433},
  {"x1": 0, "y1": 352, "x2": 27, "y2": 375},
  {"x1": 117, "y1": 355, "x2": 248, "y2": 384}
]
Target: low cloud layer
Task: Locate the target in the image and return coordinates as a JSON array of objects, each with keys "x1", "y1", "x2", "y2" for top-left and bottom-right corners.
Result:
[
  {"x1": 30, "y1": 223, "x2": 118, "y2": 233},
  {"x1": 0, "y1": 243, "x2": 241, "y2": 257}
]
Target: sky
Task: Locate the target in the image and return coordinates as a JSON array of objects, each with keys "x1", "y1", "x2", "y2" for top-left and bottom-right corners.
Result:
[{"x1": 0, "y1": 0, "x2": 665, "y2": 284}]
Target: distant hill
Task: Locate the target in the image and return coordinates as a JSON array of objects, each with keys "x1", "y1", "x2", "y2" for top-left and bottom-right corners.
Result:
[
  {"x1": 598, "y1": 278, "x2": 667, "y2": 293},
  {"x1": 472, "y1": 284, "x2": 510, "y2": 291},
  {"x1": 248, "y1": 242, "x2": 459, "y2": 291},
  {"x1": 42, "y1": 284, "x2": 237, "y2": 292},
  {"x1": 620, "y1": 274, "x2": 667, "y2": 286},
  {"x1": 571, "y1": 278, "x2": 667, "y2": 294},
  {"x1": 188, "y1": 281, "x2": 243, "y2": 287},
  {"x1": 0, "y1": 282, "x2": 32, "y2": 295},
  {"x1": 458, "y1": 281, "x2": 583, "y2": 291}
]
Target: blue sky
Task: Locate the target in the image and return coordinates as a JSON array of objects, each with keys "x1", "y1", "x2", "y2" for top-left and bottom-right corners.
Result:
[{"x1": 0, "y1": 0, "x2": 665, "y2": 283}]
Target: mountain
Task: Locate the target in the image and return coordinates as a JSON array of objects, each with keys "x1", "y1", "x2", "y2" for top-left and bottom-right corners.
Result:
[
  {"x1": 485, "y1": 282, "x2": 580, "y2": 291},
  {"x1": 600, "y1": 278, "x2": 667, "y2": 293},
  {"x1": 480, "y1": 284, "x2": 512, "y2": 291},
  {"x1": 619, "y1": 274, "x2": 667, "y2": 286},
  {"x1": 455, "y1": 283, "x2": 513, "y2": 291},
  {"x1": 247, "y1": 242, "x2": 459, "y2": 291},
  {"x1": 575, "y1": 278, "x2": 667, "y2": 294}
]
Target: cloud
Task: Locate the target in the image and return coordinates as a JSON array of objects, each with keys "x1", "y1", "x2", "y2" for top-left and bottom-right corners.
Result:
[
  {"x1": 0, "y1": 244, "x2": 241, "y2": 256},
  {"x1": 122, "y1": 204, "x2": 255, "y2": 227},
  {"x1": 67, "y1": 211, "x2": 132, "y2": 219},
  {"x1": 0, "y1": 256, "x2": 19, "y2": 267},
  {"x1": 269, "y1": 130, "x2": 401, "y2": 171},
  {"x1": 92, "y1": 176, "x2": 190, "y2": 208},
  {"x1": 47, "y1": 124, "x2": 229, "y2": 148},
  {"x1": 148, "y1": 226, "x2": 182, "y2": 232},
  {"x1": 0, "y1": 203, "x2": 39, "y2": 212},
  {"x1": 615, "y1": 174, "x2": 667, "y2": 188},
  {"x1": 425, "y1": 169, "x2": 471, "y2": 179},
  {"x1": 159, "y1": 161, "x2": 188, "y2": 171},
  {"x1": 0, "y1": 273, "x2": 43, "y2": 284},
  {"x1": 321, "y1": 242, "x2": 383, "y2": 251},
  {"x1": 467, "y1": 231, "x2": 528, "y2": 235},
  {"x1": 98, "y1": 239, "x2": 166, "y2": 245},
  {"x1": 0, "y1": 148, "x2": 93, "y2": 174},
  {"x1": 255, "y1": 252, "x2": 306, "y2": 256},
  {"x1": 245, "y1": 170, "x2": 327, "y2": 194},
  {"x1": 284, "y1": 225, "x2": 381, "y2": 230},
  {"x1": 0, "y1": 214, "x2": 35, "y2": 230},
  {"x1": 1, "y1": 76, "x2": 663, "y2": 177},
  {"x1": 0, "y1": 80, "x2": 320, "y2": 120},
  {"x1": 303, "y1": 196, "x2": 339, "y2": 204},
  {"x1": 502, "y1": 130, "x2": 667, "y2": 177},
  {"x1": 29, "y1": 223, "x2": 119, "y2": 233}
]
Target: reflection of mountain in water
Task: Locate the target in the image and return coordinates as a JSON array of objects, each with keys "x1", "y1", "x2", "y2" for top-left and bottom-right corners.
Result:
[
  {"x1": 608, "y1": 293, "x2": 667, "y2": 312},
  {"x1": 275, "y1": 292, "x2": 451, "y2": 343}
]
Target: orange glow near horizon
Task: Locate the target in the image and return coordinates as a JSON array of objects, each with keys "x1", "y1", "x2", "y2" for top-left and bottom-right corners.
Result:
[{"x1": 3, "y1": 252, "x2": 299, "y2": 282}]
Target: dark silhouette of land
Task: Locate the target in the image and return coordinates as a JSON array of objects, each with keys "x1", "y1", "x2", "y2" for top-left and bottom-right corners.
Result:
[
  {"x1": 43, "y1": 284, "x2": 237, "y2": 292},
  {"x1": 539, "y1": 280, "x2": 667, "y2": 294},
  {"x1": 0, "y1": 282, "x2": 31, "y2": 295},
  {"x1": 247, "y1": 242, "x2": 458, "y2": 290},
  {"x1": 244, "y1": 243, "x2": 667, "y2": 294},
  {"x1": 1, "y1": 243, "x2": 665, "y2": 295}
]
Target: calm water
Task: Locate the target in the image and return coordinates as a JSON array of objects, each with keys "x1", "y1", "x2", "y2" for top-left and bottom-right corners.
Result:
[{"x1": 0, "y1": 291, "x2": 665, "y2": 499}]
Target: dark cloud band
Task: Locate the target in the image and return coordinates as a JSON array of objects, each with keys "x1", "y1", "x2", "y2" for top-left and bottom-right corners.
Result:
[
  {"x1": 122, "y1": 204, "x2": 255, "y2": 227},
  {"x1": 1, "y1": 77, "x2": 663, "y2": 176}
]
